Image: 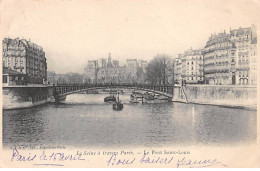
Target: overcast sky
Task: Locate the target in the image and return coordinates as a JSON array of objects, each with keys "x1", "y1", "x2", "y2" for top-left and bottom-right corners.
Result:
[{"x1": 2, "y1": 0, "x2": 259, "y2": 74}]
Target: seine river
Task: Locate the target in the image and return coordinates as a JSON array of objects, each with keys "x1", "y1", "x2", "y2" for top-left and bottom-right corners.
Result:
[{"x1": 3, "y1": 93, "x2": 257, "y2": 148}]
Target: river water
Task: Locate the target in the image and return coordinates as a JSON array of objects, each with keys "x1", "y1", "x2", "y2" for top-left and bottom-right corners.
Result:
[{"x1": 3, "y1": 93, "x2": 257, "y2": 148}]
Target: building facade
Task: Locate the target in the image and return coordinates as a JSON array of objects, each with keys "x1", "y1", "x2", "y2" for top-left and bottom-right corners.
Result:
[
  {"x1": 138, "y1": 60, "x2": 148, "y2": 72},
  {"x1": 47, "y1": 71, "x2": 84, "y2": 84},
  {"x1": 83, "y1": 53, "x2": 146, "y2": 84},
  {"x1": 2, "y1": 38, "x2": 47, "y2": 84},
  {"x1": 84, "y1": 60, "x2": 99, "y2": 84},
  {"x1": 174, "y1": 49, "x2": 204, "y2": 84},
  {"x1": 204, "y1": 25, "x2": 257, "y2": 85},
  {"x1": 173, "y1": 54, "x2": 183, "y2": 84},
  {"x1": 230, "y1": 25, "x2": 257, "y2": 85},
  {"x1": 204, "y1": 32, "x2": 235, "y2": 85},
  {"x1": 249, "y1": 37, "x2": 257, "y2": 85}
]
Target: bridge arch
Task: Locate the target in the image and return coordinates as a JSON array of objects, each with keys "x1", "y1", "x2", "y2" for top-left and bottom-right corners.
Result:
[{"x1": 51, "y1": 84, "x2": 174, "y2": 102}]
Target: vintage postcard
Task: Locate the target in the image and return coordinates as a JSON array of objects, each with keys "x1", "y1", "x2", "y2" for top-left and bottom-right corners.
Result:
[{"x1": 0, "y1": 0, "x2": 259, "y2": 168}]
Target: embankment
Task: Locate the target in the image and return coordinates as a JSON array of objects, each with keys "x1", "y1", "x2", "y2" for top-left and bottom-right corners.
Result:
[{"x1": 173, "y1": 85, "x2": 257, "y2": 110}]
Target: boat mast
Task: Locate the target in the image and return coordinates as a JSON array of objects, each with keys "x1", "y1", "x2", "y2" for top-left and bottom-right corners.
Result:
[{"x1": 117, "y1": 92, "x2": 119, "y2": 102}]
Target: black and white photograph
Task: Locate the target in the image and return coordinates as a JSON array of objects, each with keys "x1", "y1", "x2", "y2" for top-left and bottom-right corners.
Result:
[{"x1": 1, "y1": 0, "x2": 259, "y2": 168}]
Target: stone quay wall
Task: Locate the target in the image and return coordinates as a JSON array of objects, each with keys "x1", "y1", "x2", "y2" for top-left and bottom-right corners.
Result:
[
  {"x1": 172, "y1": 85, "x2": 257, "y2": 109},
  {"x1": 2, "y1": 85, "x2": 55, "y2": 109}
]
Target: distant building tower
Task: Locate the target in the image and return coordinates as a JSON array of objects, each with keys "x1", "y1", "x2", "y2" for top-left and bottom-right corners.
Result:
[
  {"x1": 107, "y1": 53, "x2": 113, "y2": 68},
  {"x1": 84, "y1": 53, "x2": 143, "y2": 85},
  {"x1": 127, "y1": 59, "x2": 138, "y2": 83},
  {"x1": 138, "y1": 60, "x2": 148, "y2": 72},
  {"x1": 113, "y1": 60, "x2": 119, "y2": 67},
  {"x1": 100, "y1": 58, "x2": 107, "y2": 68},
  {"x1": 83, "y1": 60, "x2": 98, "y2": 84}
]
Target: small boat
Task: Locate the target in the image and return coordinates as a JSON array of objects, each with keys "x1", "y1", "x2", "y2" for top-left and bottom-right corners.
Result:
[
  {"x1": 130, "y1": 94, "x2": 137, "y2": 98},
  {"x1": 113, "y1": 101, "x2": 124, "y2": 110},
  {"x1": 108, "y1": 89, "x2": 124, "y2": 95},
  {"x1": 113, "y1": 93, "x2": 123, "y2": 111},
  {"x1": 85, "y1": 90, "x2": 99, "y2": 94},
  {"x1": 130, "y1": 94, "x2": 145, "y2": 104},
  {"x1": 118, "y1": 90, "x2": 124, "y2": 94},
  {"x1": 130, "y1": 94, "x2": 139, "y2": 103},
  {"x1": 130, "y1": 99, "x2": 139, "y2": 104},
  {"x1": 104, "y1": 95, "x2": 116, "y2": 102},
  {"x1": 158, "y1": 95, "x2": 168, "y2": 100},
  {"x1": 109, "y1": 90, "x2": 117, "y2": 94},
  {"x1": 154, "y1": 94, "x2": 160, "y2": 99},
  {"x1": 144, "y1": 92, "x2": 154, "y2": 100},
  {"x1": 132, "y1": 90, "x2": 141, "y2": 95}
]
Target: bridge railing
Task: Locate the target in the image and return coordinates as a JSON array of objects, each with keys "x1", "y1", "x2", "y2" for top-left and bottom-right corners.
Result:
[
  {"x1": 55, "y1": 83, "x2": 175, "y2": 87},
  {"x1": 53, "y1": 83, "x2": 175, "y2": 96}
]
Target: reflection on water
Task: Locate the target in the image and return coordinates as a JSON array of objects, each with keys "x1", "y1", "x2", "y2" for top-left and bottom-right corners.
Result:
[{"x1": 3, "y1": 93, "x2": 257, "y2": 148}]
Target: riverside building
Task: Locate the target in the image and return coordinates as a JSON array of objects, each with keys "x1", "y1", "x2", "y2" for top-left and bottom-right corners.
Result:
[
  {"x1": 84, "y1": 53, "x2": 146, "y2": 84},
  {"x1": 204, "y1": 32, "x2": 235, "y2": 85},
  {"x1": 174, "y1": 48, "x2": 204, "y2": 84},
  {"x1": 204, "y1": 25, "x2": 257, "y2": 85},
  {"x1": 2, "y1": 38, "x2": 47, "y2": 85}
]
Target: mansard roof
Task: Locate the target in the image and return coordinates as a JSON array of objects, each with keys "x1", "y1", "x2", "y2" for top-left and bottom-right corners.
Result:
[
  {"x1": 2, "y1": 38, "x2": 12, "y2": 46},
  {"x1": 20, "y1": 39, "x2": 30, "y2": 48},
  {"x1": 184, "y1": 48, "x2": 203, "y2": 56},
  {"x1": 3, "y1": 38, "x2": 44, "y2": 52},
  {"x1": 230, "y1": 27, "x2": 251, "y2": 36},
  {"x1": 205, "y1": 32, "x2": 231, "y2": 47}
]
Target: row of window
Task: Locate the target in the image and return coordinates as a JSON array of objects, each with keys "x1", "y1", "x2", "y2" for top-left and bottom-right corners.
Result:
[
  {"x1": 231, "y1": 33, "x2": 249, "y2": 39},
  {"x1": 185, "y1": 76, "x2": 203, "y2": 81},
  {"x1": 204, "y1": 61, "x2": 229, "y2": 66},
  {"x1": 97, "y1": 76, "x2": 132, "y2": 79},
  {"x1": 238, "y1": 71, "x2": 248, "y2": 77},
  {"x1": 183, "y1": 56, "x2": 203, "y2": 60},
  {"x1": 238, "y1": 78, "x2": 248, "y2": 85},
  {"x1": 208, "y1": 37, "x2": 229, "y2": 44},
  {"x1": 237, "y1": 45, "x2": 249, "y2": 48}
]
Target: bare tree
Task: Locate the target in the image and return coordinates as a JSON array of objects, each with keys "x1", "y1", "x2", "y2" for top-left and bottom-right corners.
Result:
[{"x1": 145, "y1": 54, "x2": 174, "y2": 85}]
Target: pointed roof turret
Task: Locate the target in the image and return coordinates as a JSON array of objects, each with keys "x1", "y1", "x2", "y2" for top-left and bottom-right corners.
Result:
[{"x1": 107, "y1": 52, "x2": 113, "y2": 67}]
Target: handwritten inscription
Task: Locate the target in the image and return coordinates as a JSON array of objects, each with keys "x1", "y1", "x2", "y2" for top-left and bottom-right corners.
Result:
[
  {"x1": 140, "y1": 154, "x2": 174, "y2": 164},
  {"x1": 107, "y1": 154, "x2": 136, "y2": 166},
  {"x1": 11, "y1": 147, "x2": 85, "y2": 162},
  {"x1": 11, "y1": 148, "x2": 37, "y2": 162},
  {"x1": 106, "y1": 154, "x2": 226, "y2": 168},
  {"x1": 10, "y1": 147, "x2": 226, "y2": 168},
  {"x1": 176, "y1": 157, "x2": 226, "y2": 168}
]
